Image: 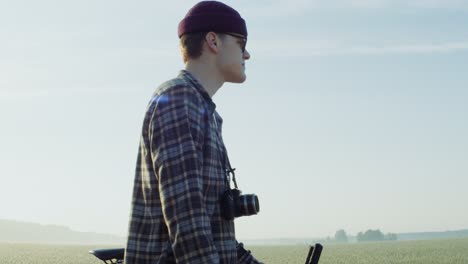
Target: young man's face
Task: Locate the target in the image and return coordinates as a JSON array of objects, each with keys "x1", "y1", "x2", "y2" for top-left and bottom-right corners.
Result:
[{"x1": 217, "y1": 33, "x2": 250, "y2": 83}]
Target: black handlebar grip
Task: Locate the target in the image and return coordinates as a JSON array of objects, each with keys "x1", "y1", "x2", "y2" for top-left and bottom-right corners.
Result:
[
  {"x1": 310, "y1": 243, "x2": 323, "y2": 264},
  {"x1": 305, "y1": 245, "x2": 314, "y2": 264}
]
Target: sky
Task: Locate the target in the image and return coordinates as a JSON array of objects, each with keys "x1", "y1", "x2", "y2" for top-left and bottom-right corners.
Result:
[{"x1": 1, "y1": 0, "x2": 467, "y2": 241}]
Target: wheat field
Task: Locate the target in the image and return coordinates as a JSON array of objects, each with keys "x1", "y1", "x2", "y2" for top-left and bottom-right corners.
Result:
[
  {"x1": 1, "y1": 238, "x2": 467, "y2": 264},
  {"x1": 250, "y1": 238, "x2": 468, "y2": 264}
]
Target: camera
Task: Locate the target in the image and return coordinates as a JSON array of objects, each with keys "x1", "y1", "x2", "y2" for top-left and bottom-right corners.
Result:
[{"x1": 220, "y1": 188, "x2": 259, "y2": 220}]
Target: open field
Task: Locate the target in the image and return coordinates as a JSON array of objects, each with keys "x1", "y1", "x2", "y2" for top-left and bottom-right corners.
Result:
[
  {"x1": 250, "y1": 238, "x2": 468, "y2": 264},
  {"x1": 1, "y1": 238, "x2": 468, "y2": 263}
]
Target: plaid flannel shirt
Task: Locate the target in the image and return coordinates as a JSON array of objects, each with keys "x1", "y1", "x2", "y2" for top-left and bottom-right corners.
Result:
[{"x1": 124, "y1": 70, "x2": 261, "y2": 264}]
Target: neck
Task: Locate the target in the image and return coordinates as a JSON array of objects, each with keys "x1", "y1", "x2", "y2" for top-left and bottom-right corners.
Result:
[{"x1": 185, "y1": 60, "x2": 224, "y2": 97}]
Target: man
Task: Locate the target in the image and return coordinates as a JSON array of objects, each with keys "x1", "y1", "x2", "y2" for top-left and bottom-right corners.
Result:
[{"x1": 124, "y1": 1, "x2": 261, "y2": 263}]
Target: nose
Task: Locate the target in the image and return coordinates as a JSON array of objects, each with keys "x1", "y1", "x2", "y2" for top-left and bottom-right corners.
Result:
[{"x1": 243, "y1": 49, "x2": 250, "y2": 60}]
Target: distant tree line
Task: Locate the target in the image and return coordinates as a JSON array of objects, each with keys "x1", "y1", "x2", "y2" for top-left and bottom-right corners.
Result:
[
  {"x1": 326, "y1": 229, "x2": 398, "y2": 243},
  {"x1": 334, "y1": 229, "x2": 348, "y2": 243},
  {"x1": 356, "y1": 229, "x2": 397, "y2": 242}
]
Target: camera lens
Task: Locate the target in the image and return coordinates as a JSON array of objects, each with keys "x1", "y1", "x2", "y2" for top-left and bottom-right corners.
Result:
[{"x1": 239, "y1": 194, "x2": 259, "y2": 216}]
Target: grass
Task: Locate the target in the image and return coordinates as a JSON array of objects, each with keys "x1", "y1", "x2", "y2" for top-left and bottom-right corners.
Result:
[
  {"x1": 0, "y1": 243, "x2": 109, "y2": 264},
  {"x1": 250, "y1": 238, "x2": 468, "y2": 264}
]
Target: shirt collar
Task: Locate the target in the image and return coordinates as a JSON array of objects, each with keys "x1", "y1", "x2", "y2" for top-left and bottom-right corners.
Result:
[{"x1": 179, "y1": 70, "x2": 217, "y2": 115}]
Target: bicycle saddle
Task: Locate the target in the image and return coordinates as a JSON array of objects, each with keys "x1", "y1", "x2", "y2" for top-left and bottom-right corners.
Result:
[{"x1": 89, "y1": 248, "x2": 125, "y2": 261}]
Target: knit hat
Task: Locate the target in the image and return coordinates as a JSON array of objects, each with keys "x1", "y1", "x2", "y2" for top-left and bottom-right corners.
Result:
[{"x1": 178, "y1": 1, "x2": 247, "y2": 38}]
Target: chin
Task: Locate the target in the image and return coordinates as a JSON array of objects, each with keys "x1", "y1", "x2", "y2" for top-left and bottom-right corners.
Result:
[
  {"x1": 228, "y1": 73, "x2": 247, "y2": 83},
  {"x1": 222, "y1": 66, "x2": 247, "y2": 83},
  {"x1": 235, "y1": 75, "x2": 247, "y2": 83}
]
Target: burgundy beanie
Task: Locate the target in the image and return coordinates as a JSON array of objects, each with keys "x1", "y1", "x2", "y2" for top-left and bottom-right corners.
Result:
[{"x1": 178, "y1": 1, "x2": 247, "y2": 38}]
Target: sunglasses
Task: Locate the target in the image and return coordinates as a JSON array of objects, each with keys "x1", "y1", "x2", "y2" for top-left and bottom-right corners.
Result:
[{"x1": 223, "y1": 32, "x2": 247, "y2": 53}]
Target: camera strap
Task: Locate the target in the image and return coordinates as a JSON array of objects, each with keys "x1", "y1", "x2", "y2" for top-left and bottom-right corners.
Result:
[
  {"x1": 212, "y1": 113, "x2": 239, "y2": 190},
  {"x1": 225, "y1": 153, "x2": 239, "y2": 190}
]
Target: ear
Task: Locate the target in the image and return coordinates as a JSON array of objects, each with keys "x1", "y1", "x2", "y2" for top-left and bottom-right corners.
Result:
[{"x1": 205, "y1": 32, "x2": 220, "y2": 53}]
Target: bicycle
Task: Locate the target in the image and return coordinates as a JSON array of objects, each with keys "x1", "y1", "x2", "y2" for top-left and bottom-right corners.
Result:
[{"x1": 89, "y1": 243, "x2": 322, "y2": 264}]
